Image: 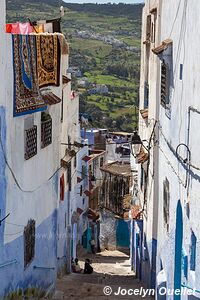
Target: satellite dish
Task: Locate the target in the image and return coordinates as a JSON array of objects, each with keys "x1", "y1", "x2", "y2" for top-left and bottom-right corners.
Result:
[{"x1": 60, "y1": 6, "x2": 65, "y2": 17}]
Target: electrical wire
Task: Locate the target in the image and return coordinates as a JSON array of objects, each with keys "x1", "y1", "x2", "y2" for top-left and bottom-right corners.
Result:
[
  {"x1": 0, "y1": 131, "x2": 81, "y2": 193},
  {"x1": 3, "y1": 166, "x2": 78, "y2": 233}
]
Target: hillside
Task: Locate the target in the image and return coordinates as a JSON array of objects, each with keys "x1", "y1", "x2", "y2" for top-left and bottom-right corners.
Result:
[{"x1": 6, "y1": 1, "x2": 143, "y2": 132}]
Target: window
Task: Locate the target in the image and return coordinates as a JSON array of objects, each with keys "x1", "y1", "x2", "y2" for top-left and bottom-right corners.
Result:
[
  {"x1": 82, "y1": 165, "x2": 87, "y2": 180},
  {"x1": 100, "y1": 157, "x2": 104, "y2": 167},
  {"x1": 163, "y1": 178, "x2": 170, "y2": 231},
  {"x1": 24, "y1": 126, "x2": 37, "y2": 160},
  {"x1": 180, "y1": 64, "x2": 183, "y2": 80},
  {"x1": 68, "y1": 136, "x2": 71, "y2": 150},
  {"x1": 190, "y1": 231, "x2": 197, "y2": 271},
  {"x1": 61, "y1": 90, "x2": 64, "y2": 122},
  {"x1": 161, "y1": 62, "x2": 170, "y2": 107},
  {"x1": 80, "y1": 185, "x2": 83, "y2": 196},
  {"x1": 24, "y1": 219, "x2": 35, "y2": 268},
  {"x1": 140, "y1": 166, "x2": 144, "y2": 191},
  {"x1": 146, "y1": 15, "x2": 151, "y2": 42},
  {"x1": 41, "y1": 113, "x2": 52, "y2": 148},
  {"x1": 74, "y1": 155, "x2": 77, "y2": 168},
  {"x1": 144, "y1": 82, "x2": 149, "y2": 108},
  {"x1": 67, "y1": 161, "x2": 72, "y2": 191},
  {"x1": 150, "y1": 8, "x2": 157, "y2": 43}
]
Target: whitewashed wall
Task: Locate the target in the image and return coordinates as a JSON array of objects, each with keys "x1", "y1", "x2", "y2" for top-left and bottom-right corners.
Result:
[{"x1": 157, "y1": 0, "x2": 200, "y2": 296}]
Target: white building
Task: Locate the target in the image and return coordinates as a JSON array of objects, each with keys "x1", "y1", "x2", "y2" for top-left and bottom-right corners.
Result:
[
  {"x1": 133, "y1": 0, "x2": 200, "y2": 298},
  {"x1": 0, "y1": 1, "x2": 88, "y2": 297}
]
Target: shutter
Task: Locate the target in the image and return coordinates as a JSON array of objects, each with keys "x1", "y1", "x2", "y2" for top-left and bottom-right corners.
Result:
[{"x1": 161, "y1": 62, "x2": 169, "y2": 106}]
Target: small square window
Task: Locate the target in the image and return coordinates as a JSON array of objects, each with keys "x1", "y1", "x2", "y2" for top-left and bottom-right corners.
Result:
[{"x1": 24, "y1": 219, "x2": 35, "y2": 268}]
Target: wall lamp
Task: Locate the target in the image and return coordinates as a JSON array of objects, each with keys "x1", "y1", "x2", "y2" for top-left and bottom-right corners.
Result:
[
  {"x1": 175, "y1": 143, "x2": 191, "y2": 164},
  {"x1": 130, "y1": 131, "x2": 149, "y2": 157}
]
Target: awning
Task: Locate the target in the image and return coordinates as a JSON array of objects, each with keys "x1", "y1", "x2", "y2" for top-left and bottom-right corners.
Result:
[
  {"x1": 62, "y1": 75, "x2": 71, "y2": 85},
  {"x1": 42, "y1": 92, "x2": 61, "y2": 105},
  {"x1": 77, "y1": 207, "x2": 84, "y2": 215},
  {"x1": 82, "y1": 155, "x2": 91, "y2": 162},
  {"x1": 140, "y1": 109, "x2": 148, "y2": 119},
  {"x1": 84, "y1": 190, "x2": 91, "y2": 197},
  {"x1": 77, "y1": 177, "x2": 83, "y2": 183},
  {"x1": 61, "y1": 158, "x2": 68, "y2": 169},
  {"x1": 152, "y1": 39, "x2": 173, "y2": 55}
]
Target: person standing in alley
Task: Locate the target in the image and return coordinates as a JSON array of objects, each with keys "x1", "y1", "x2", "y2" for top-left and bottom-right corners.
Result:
[
  {"x1": 84, "y1": 259, "x2": 93, "y2": 274},
  {"x1": 90, "y1": 238, "x2": 96, "y2": 254}
]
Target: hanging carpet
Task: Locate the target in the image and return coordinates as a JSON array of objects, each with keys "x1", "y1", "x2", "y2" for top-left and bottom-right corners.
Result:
[
  {"x1": 36, "y1": 34, "x2": 60, "y2": 88},
  {"x1": 12, "y1": 34, "x2": 46, "y2": 116}
]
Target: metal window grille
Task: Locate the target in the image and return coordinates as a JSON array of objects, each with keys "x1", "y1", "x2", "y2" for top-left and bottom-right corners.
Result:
[
  {"x1": 24, "y1": 219, "x2": 35, "y2": 268},
  {"x1": 41, "y1": 118, "x2": 52, "y2": 148},
  {"x1": 163, "y1": 178, "x2": 170, "y2": 231},
  {"x1": 161, "y1": 62, "x2": 169, "y2": 106},
  {"x1": 25, "y1": 126, "x2": 37, "y2": 160},
  {"x1": 67, "y1": 161, "x2": 72, "y2": 191},
  {"x1": 74, "y1": 155, "x2": 77, "y2": 168},
  {"x1": 100, "y1": 157, "x2": 104, "y2": 167}
]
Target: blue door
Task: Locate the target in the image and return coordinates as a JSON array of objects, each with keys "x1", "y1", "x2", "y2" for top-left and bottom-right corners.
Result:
[
  {"x1": 116, "y1": 219, "x2": 130, "y2": 248},
  {"x1": 174, "y1": 200, "x2": 183, "y2": 300}
]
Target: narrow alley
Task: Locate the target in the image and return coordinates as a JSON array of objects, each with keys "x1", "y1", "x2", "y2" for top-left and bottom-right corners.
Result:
[{"x1": 54, "y1": 248, "x2": 153, "y2": 300}]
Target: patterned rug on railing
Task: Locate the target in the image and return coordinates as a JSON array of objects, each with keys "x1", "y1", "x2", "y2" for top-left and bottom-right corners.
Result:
[
  {"x1": 12, "y1": 34, "x2": 46, "y2": 116},
  {"x1": 36, "y1": 34, "x2": 60, "y2": 88}
]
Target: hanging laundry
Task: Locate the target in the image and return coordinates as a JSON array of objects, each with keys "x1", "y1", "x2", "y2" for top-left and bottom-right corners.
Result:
[
  {"x1": 43, "y1": 23, "x2": 53, "y2": 33},
  {"x1": 33, "y1": 24, "x2": 44, "y2": 33},
  {"x1": 6, "y1": 22, "x2": 33, "y2": 34},
  {"x1": 12, "y1": 34, "x2": 46, "y2": 116},
  {"x1": 36, "y1": 34, "x2": 61, "y2": 88},
  {"x1": 46, "y1": 18, "x2": 61, "y2": 33}
]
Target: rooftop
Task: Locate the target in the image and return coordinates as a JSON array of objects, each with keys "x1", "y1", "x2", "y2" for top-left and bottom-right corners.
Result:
[{"x1": 100, "y1": 162, "x2": 132, "y2": 177}]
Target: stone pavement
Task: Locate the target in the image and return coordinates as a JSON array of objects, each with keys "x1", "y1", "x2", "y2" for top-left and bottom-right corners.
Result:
[{"x1": 53, "y1": 249, "x2": 155, "y2": 300}]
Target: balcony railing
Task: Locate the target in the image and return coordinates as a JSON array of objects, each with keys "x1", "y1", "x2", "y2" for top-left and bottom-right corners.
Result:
[
  {"x1": 41, "y1": 118, "x2": 52, "y2": 149},
  {"x1": 25, "y1": 126, "x2": 37, "y2": 160}
]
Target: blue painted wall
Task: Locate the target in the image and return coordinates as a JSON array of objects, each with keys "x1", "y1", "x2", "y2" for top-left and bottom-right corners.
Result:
[
  {"x1": 0, "y1": 107, "x2": 60, "y2": 297},
  {"x1": 0, "y1": 210, "x2": 57, "y2": 297},
  {"x1": 80, "y1": 129, "x2": 94, "y2": 147}
]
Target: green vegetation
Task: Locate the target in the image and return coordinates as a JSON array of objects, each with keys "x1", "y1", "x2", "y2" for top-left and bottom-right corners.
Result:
[{"x1": 6, "y1": 1, "x2": 143, "y2": 131}]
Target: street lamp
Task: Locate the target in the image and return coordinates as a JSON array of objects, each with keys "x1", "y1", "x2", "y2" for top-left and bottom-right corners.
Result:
[{"x1": 130, "y1": 131, "x2": 143, "y2": 157}]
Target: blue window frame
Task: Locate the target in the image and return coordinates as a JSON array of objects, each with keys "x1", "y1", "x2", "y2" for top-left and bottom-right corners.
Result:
[
  {"x1": 190, "y1": 231, "x2": 197, "y2": 271},
  {"x1": 144, "y1": 82, "x2": 149, "y2": 108}
]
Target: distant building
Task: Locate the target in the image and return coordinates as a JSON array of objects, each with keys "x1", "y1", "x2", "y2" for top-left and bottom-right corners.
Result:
[
  {"x1": 77, "y1": 77, "x2": 89, "y2": 87},
  {"x1": 88, "y1": 84, "x2": 109, "y2": 95},
  {"x1": 81, "y1": 128, "x2": 108, "y2": 150},
  {"x1": 99, "y1": 162, "x2": 132, "y2": 251},
  {"x1": 67, "y1": 67, "x2": 82, "y2": 78},
  {"x1": 106, "y1": 132, "x2": 131, "y2": 164}
]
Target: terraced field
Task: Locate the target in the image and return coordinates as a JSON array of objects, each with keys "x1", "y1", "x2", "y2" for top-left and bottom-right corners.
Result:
[{"x1": 7, "y1": 1, "x2": 143, "y2": 131}]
